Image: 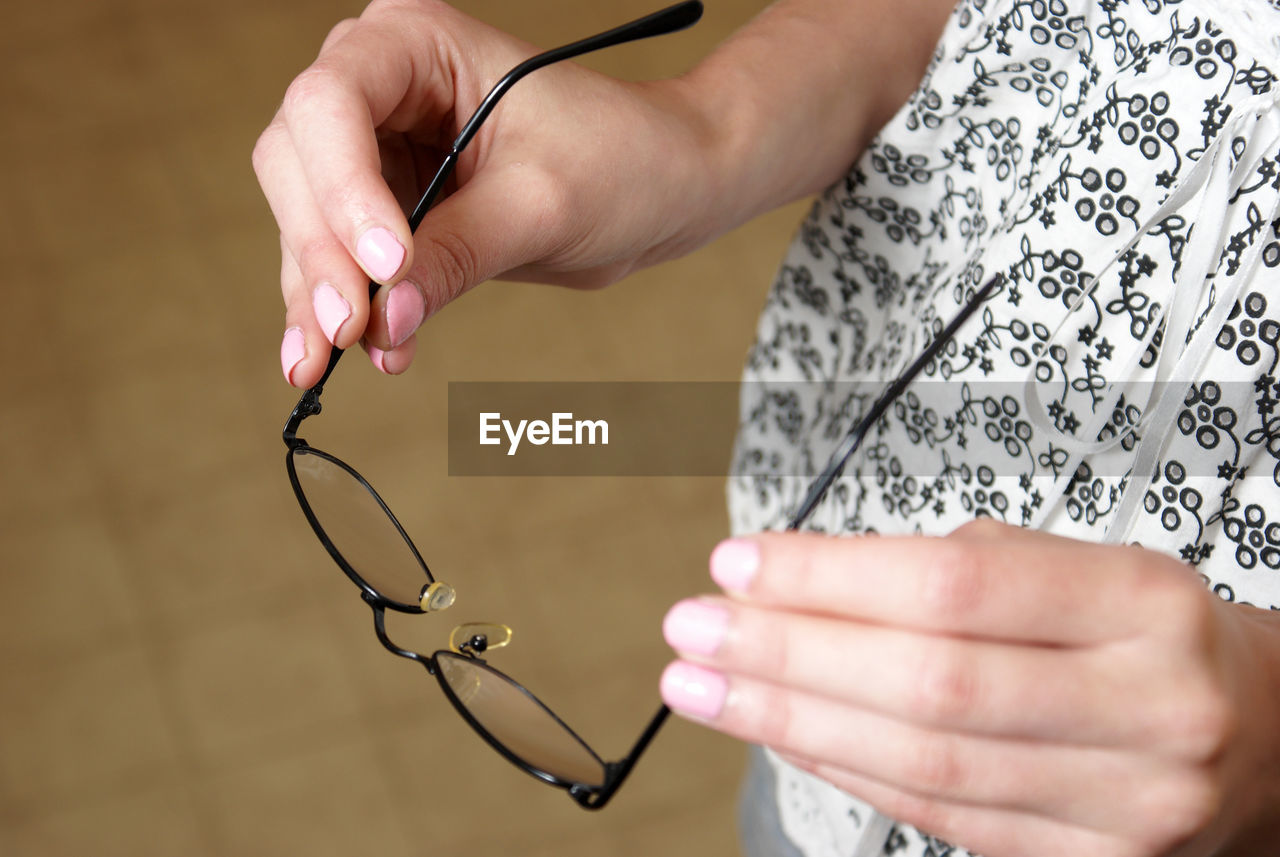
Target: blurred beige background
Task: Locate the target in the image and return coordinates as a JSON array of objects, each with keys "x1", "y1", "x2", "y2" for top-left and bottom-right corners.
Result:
[{"x1": 0, "y1": 0, "x2": 808, "y2": 854}]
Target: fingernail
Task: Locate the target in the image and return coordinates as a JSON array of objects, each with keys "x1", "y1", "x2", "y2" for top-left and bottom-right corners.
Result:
[
  {"x1": 385, "y1": 282, "x2": 425, "y2": 348},
  {"x1": 281, "y1": 327, "x2": 306, "y2": 384},
  {"x1": 663, "y1": 600, "x2": 729, "y2": 656},
  {"x1": 660, "y1": 661, "x2": 727, "y2": 720},
  {"x1": 710, "y1": 539, "x2": 760, "y2": 592},
  {"x1": 312, "y1": 283, "x2": 351, "y2": 345},
  {"x1": 367, "y1": 343, "x2": 388, "y2": 374},
  {"x1": 356, "y1": 226, "x2": 405, "y2": 282}
]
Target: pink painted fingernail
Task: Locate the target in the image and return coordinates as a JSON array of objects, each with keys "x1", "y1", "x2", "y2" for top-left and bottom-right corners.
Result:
[
  {"x1": 661, "y1": 661, "x2": 727, "y2": 720},
  {"x1": 356, "y1": 226, "x2": 405, "y2": 282},
  {"x1": 663, "y1": 600, "x2": 729, "y2": 656},
  {"x1": 385, "y1": 282, "x2": 425, "y2": 348},
  {"x1": 710, "y1": 539, "x2": 760, "y2": 592},
  {"x1": 281, "y1": 327, "x2": 306, "y2": 384},
  {"x1": 367, "y1": 343, "x2": 388, "y2": 374},
  {"x1": 312, "y1": 283, "x2": 351, "y2": 345}
]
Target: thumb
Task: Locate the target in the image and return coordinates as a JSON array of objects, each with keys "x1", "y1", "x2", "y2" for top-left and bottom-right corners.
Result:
[{"x1": 364, "y1": 162, "x2": 571, "y2": 349}]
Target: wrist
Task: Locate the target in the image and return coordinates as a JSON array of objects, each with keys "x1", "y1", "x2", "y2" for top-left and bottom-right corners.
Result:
[
  {"x1": 1209, "y1": 605, "x2": 1280, "y2": 856},
  {"x1": 613, "y1": 74, "x2": 749, "y2": 264},
  {"x1": 627, "y1": 59, "x2": 874, "y2": 258},
  {"x1": 590, "y1": 0, "x2": 957, "y2": 270},
  {"x1": 676, "y1": 29, "x2": 875, "y2": 235},
  {"x1": 656, "y1": 0, "x2": 957, "y2": 241}
]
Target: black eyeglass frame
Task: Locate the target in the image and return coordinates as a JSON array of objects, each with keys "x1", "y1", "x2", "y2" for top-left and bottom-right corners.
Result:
[
  {"x1": 283, "y1": 0, "x2": 700, "y2": 812},
  {"x1": 280, "y1": 0, "x2": 1003, "y2": 813}
]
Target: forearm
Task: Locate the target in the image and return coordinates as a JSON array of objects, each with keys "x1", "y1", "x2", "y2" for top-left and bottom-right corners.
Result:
[{"x1": 674, "y1": 0, "x2": 957, "y2": 237}]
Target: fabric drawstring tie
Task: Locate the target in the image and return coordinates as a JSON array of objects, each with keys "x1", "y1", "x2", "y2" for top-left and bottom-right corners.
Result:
[{"x1": 1025, "y1": 92, "x2": 1280, "y2": 542}]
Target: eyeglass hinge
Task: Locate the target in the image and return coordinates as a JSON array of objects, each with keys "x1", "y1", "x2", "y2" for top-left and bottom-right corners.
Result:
[
  {"x1": 570, "y1": 764, "x2": 621, "y2": 810},
  {"x1": 282, "y1": 387, "x2": 324, "y2": 447}
]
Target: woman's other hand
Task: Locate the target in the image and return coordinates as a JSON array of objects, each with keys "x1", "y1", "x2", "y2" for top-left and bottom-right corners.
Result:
[{"x1": 662, "y1": 520, "x2": 1280, "y2": 856}]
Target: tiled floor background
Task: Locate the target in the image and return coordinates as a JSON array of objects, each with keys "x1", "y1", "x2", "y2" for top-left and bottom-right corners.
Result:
[{"x1": 0, "y1": 0, "x2": 806, "y2": 854}]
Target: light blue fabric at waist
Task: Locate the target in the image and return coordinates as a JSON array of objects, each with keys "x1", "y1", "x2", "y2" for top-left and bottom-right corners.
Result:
[{"x1": 737, "y1": 747, "x2": 806, "y2": 857}]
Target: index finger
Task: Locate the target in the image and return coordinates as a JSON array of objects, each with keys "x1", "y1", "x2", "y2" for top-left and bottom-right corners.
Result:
[
  {"x1": 279, "y1": 9, "x2": 465, "y2": 285},
  {"x1": 708, "y1": 521, "x2": 1192, "y2": 645}
]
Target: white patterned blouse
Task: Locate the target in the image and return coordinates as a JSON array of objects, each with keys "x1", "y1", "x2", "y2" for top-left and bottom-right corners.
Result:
[{"x1": 727, "y1": 1, "x2": 1280, "y2": 855}]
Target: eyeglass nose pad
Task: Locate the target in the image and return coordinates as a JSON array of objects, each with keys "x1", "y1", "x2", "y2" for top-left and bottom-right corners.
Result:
[
  {"x1": 449, "y1": 622, "x2": 513, "y2": 655},
  {"x1": 420, "y1": 581, "x2": 457, "y2": 613}
]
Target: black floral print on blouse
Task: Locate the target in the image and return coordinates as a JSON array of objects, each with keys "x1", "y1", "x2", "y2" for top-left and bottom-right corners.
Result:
[{"x1": 728, "y1": 1, "x2": 1280, "y2": 856}]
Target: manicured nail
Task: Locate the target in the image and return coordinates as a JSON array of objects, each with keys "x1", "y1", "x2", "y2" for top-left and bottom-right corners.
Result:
[
  {"x1": 710, "y1": 539, "x2": 760, "y2": 592},
  {"x1": 280, "y1": 327, "x2": 306, "y2": 384},
  {"x1": 366, "y1": 343, "x2": 388, "y2": 374},
  {"x1": 356, "y1": 226, "x2": 405, "y2": 282},
  {"x1": 660, "y1": 661, "x2": 727, "y2": 720},
  {"x1": 385, "y1": 282, "x2": 425, "y2": 348},
  {"x1": 312, "y1": 283, "x2": 351, "y2": 345},
  {"x1": 663, "y1": 600, "x2": 729, "y2": 656}
]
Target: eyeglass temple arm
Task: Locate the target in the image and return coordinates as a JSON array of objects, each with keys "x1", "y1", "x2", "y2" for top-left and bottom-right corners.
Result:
[
  {"x1": 785, "y1": 274, "x2": 1004, "y2": 529},
  {"x1": 282, "y1": 0, "x2": 705, "y2": 447},
  {"x1": 575, "y1": 276, "x2": 1002, "y2": 809},
  {"x1": 571, "y1": 703, "x2": 672, "y2": 810}
]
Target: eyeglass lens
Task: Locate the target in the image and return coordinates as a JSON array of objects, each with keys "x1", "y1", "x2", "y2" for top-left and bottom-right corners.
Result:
[
  {"x1": 436, "y1": 653, "x2": 609, "y2": 788},
  {"x1": 291, "y1": 448, "x2": 431, "y2": 608}
]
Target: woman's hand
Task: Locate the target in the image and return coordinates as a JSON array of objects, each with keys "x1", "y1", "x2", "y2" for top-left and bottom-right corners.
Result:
[
  {"x1": 253, "y1": 0, "x2": 722, "y2": 386},
  {"x1": 253, "y1": 0, "x2": 958, "y2": 387},
  {"x1": 661, "y1": 519, "x2": 1280, "y2": 857}
]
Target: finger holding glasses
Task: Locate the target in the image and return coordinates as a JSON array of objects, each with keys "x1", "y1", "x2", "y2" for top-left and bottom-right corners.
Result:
[
  {"x1": 256, "y1": 0, "x2": 724, "y2": 387},
  {"x1": 256, "y1": 0, "x2": 957, "y2": 387},
  {"x1": 662, "y1": 522, "x2": 1280, "y2": 857}
]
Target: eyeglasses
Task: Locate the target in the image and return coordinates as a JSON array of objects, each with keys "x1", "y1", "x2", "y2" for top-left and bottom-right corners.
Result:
[{"x1": 281, "y1": 0, "x2": 1002, "y2": 810}]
